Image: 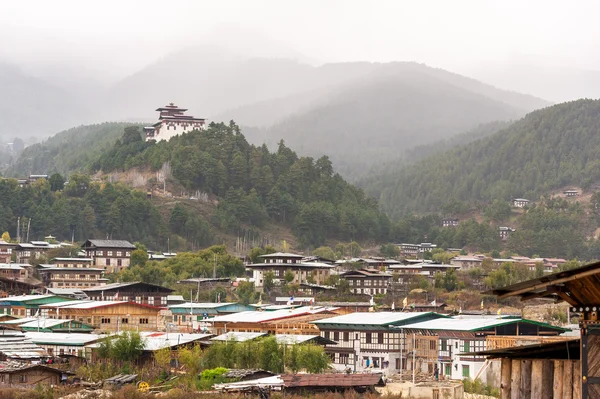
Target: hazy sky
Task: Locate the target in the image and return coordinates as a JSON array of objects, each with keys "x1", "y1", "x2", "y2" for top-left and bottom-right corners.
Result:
[{"x1": 3, "y1": 0, "x2": 600, "y2": 78}]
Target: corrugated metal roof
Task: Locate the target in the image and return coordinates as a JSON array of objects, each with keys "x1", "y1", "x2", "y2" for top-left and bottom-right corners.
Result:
[
  {"x1": 274, "y1": 334, "x2": 331, "y2": 345},
  {"x1": 168, "y1": 302, "x2": 234, "y2": 309},
  {"x1": 24, "y1": 332, "x2": 106, "y2": 346},
  {"x1": 83, "y1": 240, "x2": 135, "y2": 249},
  {"x1": 0, "y1": 334, "x2": 47, "y2": 358},
  {"x1": 83, "y1": 281, "x2": 172, "y2": 292},
  {"x1": 211, "y1": 332, "x2": 266, "y2": 342},
  {"x1": 139, "y1": 332, "x2": 212, "y2": 350},
  {"x1": 18, "y1": 318, "x2": 78, "y2": 329},
  {"x1": 313, "y1": 312, "x2": 443, "y2": 327},
  {"x1": 258, "y1": 252, "x2": 304, "y2": 258},
  {"x1": 212, "y1": 306, "x2": 335, "y2": 324},
  {"x1": 2, "y1": 294, "x2": 55, "y2": 303},
  {"x1": 0, "y1": 317, "x2": 38, "y2": 325},
  {"x1": 398, "y1": 316, "x2": 569, "y2": 332}
]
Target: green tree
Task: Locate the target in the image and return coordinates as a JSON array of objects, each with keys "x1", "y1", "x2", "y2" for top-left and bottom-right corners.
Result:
[
  {"x1": 122, "y1": 126, "x2": 143, "y2": 145},
  {"x1": 380, "y1": 243, "x2": 400, "y2": 258},
  {"x1": 48, "y1": 173, "x2": 65, "y2": 191},
  {"x1": 263, "y1": 271, "x2": 276, "y2": 293},
  {"x1": 312, "y1": 246, "x2": 337, "y2": 261},
  {"x1": 284, "y1": 270, "x2": 295, "y2": 284},
  {"x1": 237, "y1": 281, "x2": 257, "y2": 305}
]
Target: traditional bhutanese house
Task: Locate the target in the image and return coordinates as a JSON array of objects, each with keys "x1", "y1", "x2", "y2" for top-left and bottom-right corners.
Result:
[
  {"x1": 211, "y1": 306, "x2": 340, "y2": 335},
  {"x1": 81, "y1": 239, "x2": 136, "y2": 273},
  {"x1": 469, "y1": 338, "x2": 581, "y2": 399},
  {"x1": 167, "y1": 302, "x2": 254, "y2": 332},
  {"x1": 312, "y1": 312, "x2": 447, "y2": 374},
  {"x1": 0, "y1": 295, "x2": 75, "y2": 318},
  {"x1": 18, "y1": 318, "x2": 93, "y2": 333},
  {"x1": 0, "y1": 241, "x2": 16, "y2": 264},
  {"x1": 44, "y1": 287, "x2": 88, "y2": 300},
  {"x1": 341, "y1": 269, "x2": 393, "y2": 296},
  {"x1": 397, "y1": 316, "x2": 568, "y2": 383},
  {"x1": 450, "y1": 256, "x2": 483, "y2": 270},
  {"x1": 247, "y1": 252, "x2": 335, "y2": 288},
  {"x1": 144, "y1": 103, "x2": 206, "y2": 142},
  {"x1": 0, "y1": 363, "x2": 70, "y2": 387},
  {"x1": 0, "y1": 264, "x2": 42, "y2": 296},
  {"x1": 486, "y1": 260, "x2": 600, "y2": 399},
  {"x1": 38, "y1": 263, "x2": 104, "y2": 290},
  {"x1": 296, "y1": 283, "x2": 337, "y2": 296},
  {"x1": 24, "y1": 332, "x2": 106, "y2": 358},
  {"x1": 82, "y1": 281, "x2": 173, "y2": 306},
  {"x1": 13, "y1": 241, "x2": 68, "y2": 264},
  {"x1": 42, "y1": 301, "x2": 161, "y2": 332}
]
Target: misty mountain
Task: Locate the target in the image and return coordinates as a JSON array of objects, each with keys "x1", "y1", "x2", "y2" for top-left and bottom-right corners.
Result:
[
  {"x1": 0, "y1": 63, "x2": 90, "y2": 141},
  {"x1": 233, "y1": 63, "x2": 550, "y2": 178},
  {"x1": 466, "y1": 63, "x2": 600, "y2": 103},
  {"x1": 363, "y1": 99, "x2": 600, "y2": 218}
]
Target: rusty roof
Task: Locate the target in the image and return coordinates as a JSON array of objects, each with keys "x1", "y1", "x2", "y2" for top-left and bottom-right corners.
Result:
[{"x1": 281, "y1": 373, "x2": 384, "y2": 388}]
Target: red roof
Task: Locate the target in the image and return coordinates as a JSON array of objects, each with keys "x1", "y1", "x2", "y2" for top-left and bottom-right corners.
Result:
[{"x1": 281, "y1": 373, "x2": 384, "y2": 388}]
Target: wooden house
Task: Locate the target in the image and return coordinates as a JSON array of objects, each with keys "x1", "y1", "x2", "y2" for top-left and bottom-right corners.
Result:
[
  {"x1": 341, "y1": 269, "x2": 392, "y2": 296},
  {"x1": 82, "y1": 281, "x2": 173, "y2": 306},
  {"x1": 0, "y1": 241, "x2": 16, "y2": 263},
  {"x1": 0, "y1": 363, "x2": 69, "y2": 387},
  {"x1": 42, "y1": 301, "x2": 161, "y2": 332},
  {"x1": 81, "y1": 239, "x2": 136, "y2": 273},
  {"x1": 247, "y1": 252, "x2": 335, "y2": 288}
]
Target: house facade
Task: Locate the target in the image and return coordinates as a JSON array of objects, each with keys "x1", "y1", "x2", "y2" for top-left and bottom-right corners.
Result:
[
  {"x1": 512, "y1": 198, "x2": 530, "y2": 208},
  {"x1": 0, "y1": 241, "x2": 15, "y2": 263},
  {"x1": 312, "y1": 312, "x2": 446, "y2": 375},
  {"x1": 341, "y1": 269, "x2": 392, "y2": 296},
  {"x1": 499, "y1": 226, "x2": 516, "y2": 240},
  {"x1": 144, "y1": 103, "x2": 206, "y2": 142},
  {"x1": 38, "y1": 258, "x2": 103, "y2": 289},
  {"x1": 247, "y1": 252, "x2": 334, "y2": 288},
  {"x1": 82, "y1": 240, "x2": 135, "y2": 273},
  {"x1": 442, "y1": 218, "x2": 459, "y2": 227},
  {"x1": 14, "y1": 241, "x2": 69, "y2": 264},
  {"x1": 82, "y1": 281, "x2": 173, "y2": 306}
]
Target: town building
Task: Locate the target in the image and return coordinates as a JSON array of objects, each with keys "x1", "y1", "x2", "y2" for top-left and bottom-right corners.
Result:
[
  {"x1": 499, "y1": 226, "x2": 516, "y2": 240},
  {"x1": 38, "y1": 258, "x2": 104, "y2": 289},
  {"x1": 82, "y1": 281, "x2": 173, "y2": 306},
  {"x1": 42, "y1": 300, "x2": 162, "y2": 332},
  {"x1": 0, "y1": 241, "x2": 15, "y2": 263},
  {"x1": 246, "y1": 252, "x2": 335, "y2": 288},
  {"x1": 144, "y1": 103, "x2": 206, "y2": 142},
  {"x1": 450, "y1": 257, "x2": 483, "y2": 270},
  {"x1": 312, "y1": 312, "x2": 446, "y2": 374},
  {"x1": 397, "y1": 244, "x2": 420, "y2": 257},
  {"x1": 0, "y1": 363, "x2": 69, "y2": 387},
  {"x1": 14, "y1": 241, "x2": 72, "y2": 264},
  {"x1": 398, "y1": 316, "x2": 568, "y2": 383},
  {"x1": 564, "y1": 189, "x2": 579, "y2": 197},
  {"x1": 18, "y1": 319, "x2": 94, "y2": 333},
  {"x1": 340, "y1": 269, "x2": 392, "y2": 296},
  {"x1": 0, "y1": 295, "x2": 75, "y2": 318},
  {"x1": 442, "y1": 218, "x2": 459, "y2": 227},
  {"x1": 81, "y1": 239, "x2": 136, "y2": 273},
  {"x1": 24, "y1": 332, "x2": 105, "y2": 358},
  {"x1": 211, "y1": 306, "x2": 339, "y2": 336},
  {"x1": 512, "y1": 198, "x2": 530, "y2": 208},
  {"x1": 167, "y1": 302, "x2": 254, "y2": 331}
]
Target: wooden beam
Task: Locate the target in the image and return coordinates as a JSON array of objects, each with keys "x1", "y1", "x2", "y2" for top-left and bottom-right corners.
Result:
[
  {"x1": 510, "y1": 359, "x2": 521, "y2": 399},
  {"x1": 554, "y1": 360, "x2": 564, "y2": 398},
  {"x1": 563, "y1": 360, "x2": 574, "y2": 399},
  {"x1": 519, "y1": 291, "x2": 554, "y2": 302},
  {"x1": 573, "y1": 360, "x2": 582, "y2": 399},
  {"x1": 501, "y1": 358, "x2": 512, "y2": 399},
  {"x1": 520, "y1": 360, "x2": 532, "y2": 398}
]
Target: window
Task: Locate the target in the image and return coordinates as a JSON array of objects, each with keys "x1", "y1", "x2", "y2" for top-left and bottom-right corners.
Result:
[
  {"x1": 117, "y1": 259, "x2": 122, "y2": 267},
  {"x1": 463, "y1": 341, "x2": 470, "y2": 352},
  {"x1": 148, "y1": 296, "x2": 154, "y2": 305},
  {"x1": 121, "y1": 318, "x2": 129, "y2": 324},
  {"x1": 139, "y1": 318, "x2": 149, "y2": 324},
  {"x1": 462, "y1": 365, "x2": 470, "y2": 378},
  {"x1": 430, "y1": 340, "x2": 436, "y2": 350},
  {"x1": 101, "y1": 318, "x2": 111, "y2": 324},
  {"x1": 378, "y1": 333, "x2": 384, "y2": 344},
  {"x1": 445, "y1": 364, "x2": 451, "y2": 376},
  {"x1": 116, "y1": 251, "x2": 122, "y2": 257},
  {"x1": 440, "y1": 339, "x2": 447, "y2": 352},
  {"x1": 324, "y1": 331, "x2": 330, "y2": 339},
  {"x1": 126, "y1": 252, "x2": 131, "y2": 257},
  {"x1": 366, "y1": 333, "x2": 372, "y2": 344},
  {"x1": 334, "y1": 332, "x2": 339, "y2": 341},
  {"x1": 339, "y1": 353, "x2": 349, "y2": 364},
  {"x1": 343, "y1": 332, "x2": 349, "y2": 341},
  {"x1": 107, "y1": 251, "x2": 113, "y2": 257},
  {"x1": 105, "y1": 259, "x2": 110, "y2": 266},
  {"x1": 19, "y1": 375, "x2": 27, "y2": 383}
]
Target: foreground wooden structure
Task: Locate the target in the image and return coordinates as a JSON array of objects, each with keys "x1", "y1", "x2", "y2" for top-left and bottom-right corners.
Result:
[{"x1": 488, "y1": 260, "x2": 600, "y2": 398}]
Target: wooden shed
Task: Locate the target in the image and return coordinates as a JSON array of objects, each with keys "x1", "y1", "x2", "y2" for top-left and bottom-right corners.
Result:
[{"x1": 487, "y1": 260, "x2": 600, "y2": 399}]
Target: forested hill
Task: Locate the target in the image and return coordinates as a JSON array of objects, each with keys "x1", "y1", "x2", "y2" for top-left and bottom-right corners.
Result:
[
  {"x1": 6, "y1": 123, "x2": 143, "y2": 177},
  {"x1": 4, "y1": 122, "x2": 390, "y2": 249},
  {"x1": 364, "y1": 99, "x2": 600, "y2": 218}
]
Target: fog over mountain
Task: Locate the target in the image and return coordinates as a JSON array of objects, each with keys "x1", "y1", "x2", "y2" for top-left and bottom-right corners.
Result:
[{"x1": 3, "y1": 0, "x2": 600, "y2": 157}]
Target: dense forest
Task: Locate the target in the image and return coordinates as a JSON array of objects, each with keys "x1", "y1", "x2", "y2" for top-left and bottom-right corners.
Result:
[{"x1": 364, "y1": 99, "x2": 600, "y2": 217}]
